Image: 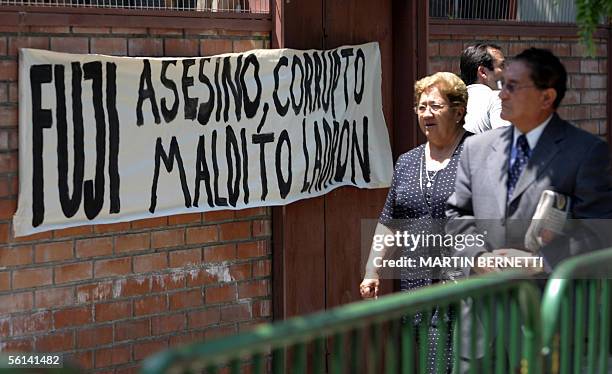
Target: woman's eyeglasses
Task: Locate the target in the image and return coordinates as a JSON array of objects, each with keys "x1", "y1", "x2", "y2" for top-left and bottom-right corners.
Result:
[{"x1": 414, "y1": 103, "x2": 447, "y2": 114}]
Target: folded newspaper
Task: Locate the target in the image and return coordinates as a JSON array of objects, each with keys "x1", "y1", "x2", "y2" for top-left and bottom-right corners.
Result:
[{"x1": 524, "y1": 190, "x2": 571, "y2": 252}]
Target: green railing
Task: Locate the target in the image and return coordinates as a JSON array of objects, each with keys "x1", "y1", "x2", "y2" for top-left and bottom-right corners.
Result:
[
  {"x1": 141, "y1": 271, "x2": 541, "y2": 374},
  {"x1": 541, "y1": 247, "x2": 612, "y2": 374}
]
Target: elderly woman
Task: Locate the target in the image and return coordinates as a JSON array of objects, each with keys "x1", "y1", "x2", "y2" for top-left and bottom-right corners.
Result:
[{"x1": 360, "y1": 72, "x2": 470, "y2": 372}]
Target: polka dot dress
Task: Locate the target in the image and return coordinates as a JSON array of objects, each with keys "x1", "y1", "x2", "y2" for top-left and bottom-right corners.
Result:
[{"x1": 379, "y1": 132, "x2": 471, "y2": 374}]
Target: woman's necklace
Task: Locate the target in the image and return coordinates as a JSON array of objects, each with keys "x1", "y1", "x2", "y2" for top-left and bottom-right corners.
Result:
[{"x1": 419, "y1": 131, "x2": 464, "y2": 202}]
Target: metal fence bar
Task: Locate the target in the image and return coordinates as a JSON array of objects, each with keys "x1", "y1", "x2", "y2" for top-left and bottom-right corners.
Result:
[
  {"x1": 141, "y1": 271, "x2": 541, "y2": 374},
  {"x1": 541, "y1": 247, "x2": 612, "y2": 374},
  {"x1": 0, "y1": 0, "x2": 270, "y2": 13}
]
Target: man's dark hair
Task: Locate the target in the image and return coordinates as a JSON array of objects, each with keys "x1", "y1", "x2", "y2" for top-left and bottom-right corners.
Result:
[
  {"x1": 514, "y1": 47, "x2": 567, "y2": 109},
  {"x1": 459, "y1": 43, "x2": 502, "y2": 85}
]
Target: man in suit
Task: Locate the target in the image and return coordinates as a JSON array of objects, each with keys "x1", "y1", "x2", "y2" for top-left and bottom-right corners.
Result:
[
  {"x1": 447, "y1": 47, "x2": 612, "y2": 275},
  {"x1": 446, "y1": 47, "x2": 612, "y2": 373}
]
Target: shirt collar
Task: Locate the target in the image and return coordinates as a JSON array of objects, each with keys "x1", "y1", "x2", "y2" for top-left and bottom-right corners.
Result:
[{"x1": 512, "y1": 114, "x2": 553, "y2": 150}]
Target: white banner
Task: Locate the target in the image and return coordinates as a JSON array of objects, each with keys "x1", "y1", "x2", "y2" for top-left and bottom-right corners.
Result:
[{"x1": 14, "y1": 43, "x2": 393, "y2": 236}]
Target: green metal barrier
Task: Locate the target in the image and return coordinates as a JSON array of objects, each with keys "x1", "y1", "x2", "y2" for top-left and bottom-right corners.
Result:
[
  {"x1": 541, "y1": 247, "x2": 612, "y2": 374},
  {"x1": 141, "y1": 271, "x2": 541, "y2": 374}
]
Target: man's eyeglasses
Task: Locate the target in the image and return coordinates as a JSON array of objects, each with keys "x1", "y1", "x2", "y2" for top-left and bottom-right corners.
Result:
[
  {"x1": 499, "y1": 81, "x2": 535, "y2": 94},
  {"x1": 414, "y1": 103, "x2": 447, "y2": 114}
]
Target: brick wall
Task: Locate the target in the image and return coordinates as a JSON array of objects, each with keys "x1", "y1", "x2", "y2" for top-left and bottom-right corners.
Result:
[
  {"x1": 0, "y1": 24, "x2": 271, "y2": 373},
  {"x1": 429, "y1": 34, "x2": 609, "y2": 138}
]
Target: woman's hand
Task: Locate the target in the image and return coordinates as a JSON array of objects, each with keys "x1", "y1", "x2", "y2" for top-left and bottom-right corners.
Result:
[{"x1": 359, "y1": 278, "x2": 380, "y2": 299}]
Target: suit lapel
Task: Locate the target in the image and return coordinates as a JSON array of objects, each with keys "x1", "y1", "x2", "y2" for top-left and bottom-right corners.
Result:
[
  {"x1": 508, "y1": 114, "x2": 566, "y2": 206},
  {"x1": 489, "y1": 126, "x2": 513, "y2": 216}
]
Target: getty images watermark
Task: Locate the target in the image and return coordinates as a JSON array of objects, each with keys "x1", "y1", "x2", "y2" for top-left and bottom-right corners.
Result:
[
  {"x1": 359, "y1": 219, "x2": 554, "y2": 279},
  {"x1": 370, "y1": 231, "x2": 543, "y2": 270}
]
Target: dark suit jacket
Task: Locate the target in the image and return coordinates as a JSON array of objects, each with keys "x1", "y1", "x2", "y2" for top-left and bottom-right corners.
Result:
[{"x1": 446, "y1": 113, "x2": 612, "y2": 273}]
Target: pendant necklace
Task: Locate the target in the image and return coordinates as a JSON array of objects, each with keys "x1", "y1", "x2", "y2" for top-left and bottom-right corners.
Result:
[{"x1": 419, "y1": 131, "x2": 464, "y2": 206}]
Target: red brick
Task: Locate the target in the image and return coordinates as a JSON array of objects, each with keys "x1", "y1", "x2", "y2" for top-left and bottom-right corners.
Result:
[
  {"x1": 0, "y1": 153, "x2": 18, "y2": 174},
  {"x1": 0, "y1": 106, "x2": 18, "y2": 129},
  {"x1": 0, "y1": 84, "x2": 7, "y2": 103},
  {"x1": 252, "y1": 259, "x2": 270, "y2": 277},
  {"x1": 205, "y1": 284, "x2": 236, "y2": 303},
  {"x1": 552, "y1": 43, "x2": 570, "y2": 57},
  {"x1": 111, "y1": 27, "x2": 148, "y2": 35},
  {"x1": 186, "y1": 268, "x2": 215, "y2": 287},
  {"x1": 238, "y1": 279, "x2": 269, "y2": 299},
  {"x1": 72, "y1": 27, "x2": 112, "y2": 34},
  {"x1": 65, "y1": 350, "x2": 93, "y2": 370},
  {"x1": 165, "y1": 38, "x2": 199, "y2": 56},
  {"x1": 219, "y1": 221, "x2": 251, "y2": 241},
  {"x1": 235, "y1": 207, "x2": 267, "y2": 218},
  {"x1": 95, "y1": 345, "x2": 131, "y2": 368},
  {"x1": 77, "y1": 325, "x2": 113, "y2": 348},
  {"x1": 55, "y1": 261, "x2": 92, "y2": 284},
  {"x1": 438, "y1": 41, "x2": 463, "y2": 56},
  {"x1": 35, "y1": 286, "x2": 74, "y2": 308},
  {"x1": 168, "y1": 213, "x2": 202, "y2": 225},
  {"x1": 50, "y1": 37, "x2": 89, "y2": 53},
  {"x1": 252, "y1": 219, "x2": 270, "y2": 237},
  {"x1": 76, "y1": 281, "x2": 113, "y2": 303},
  {"x1": 253, "y1": 299, "x2": 271, "y2": 318},
  {"x1": 116, "y1": 232, "x2": 150, "y2": 253},
  {"x1": 1, "y1": 338, "x2": 33, "y2": 352},
  {"x1": 116, "y1": 365, "x2": 140, "y2": 374},
  {"x1": 151, "y1": 313, "x2": 185, "y2": 335},
  {"x1": 90, "y1": 37, "x2": 128, "y2": 56},
  {"x1": 581, "y1": 90, "x2": 602, "y2": 104},
  {"x1": 8, "y1": 36, "x2": 48, "y2": 56},
  {"x1": 580, "y1": 60, "x2": 599, "y2": 74},
  {"x1": 0, "y1": 271, "x2": 8, "y2": 291},
  {"x1": 152, "y1": 272, "x2": 186, "y2": 292},
  {"x1": 590, "y1": 75, "x2": 606, "y2": 89},
  {"x1": 131, "y1": 216, "x2": 168, "y2": 229},
  {"x1": 187, "y1": 307, "x2": 220, "y2": 328},
  {"x1": 233, "y1": 39, "x2": 263, "y2": 53},
  {"x1": 53, "y1": 225, "x2": 93, "y2": 238},
  {"x1": 562, "y1": 90, "x2": 580, "y2": 105},
  {"x1": 590, "y1": 105, "x2": 606, "y2": 119},
  {"x1": 0, "y1": 198, "x2": 16, "y2": 219},
  {"x1": 563, "y1": 59, "x2": 580, "y2": 73},
  {"x1": 95, "y1": 257, "x2": 132, "y2": 278},
  {"x1": 151, "y1": 228, "x2": 184, "y2": 249},
  {"x1": 0, "y1": 317, "x2": 9, "y2": 336},
  {"x1": 29, "y1": 26, "x2": 70, "y2": 33},
  {"x1": 76, "y1": 236, "x2": 113, "y2": 258},
  {"x1": 133, "y1": 339, "x2": 167, "y2": 361},
  {"x1": 203, "y1": 210, "x2": 235, "y2": 222},
  {"x1": 0, "y1": 176, "x2": 11, "y2": 197},
  {"x1": 0, "y1": 60, "x2": 17, "y2": 81},
  {"x1": 201, "y1": 39, "x2": 233, "y2": 56},
  {"x1": 0, "y1": 245, "x2": 32, "y2": 266},
  {"x1": 204, "y1": 325, "x2": 236, "y2": 340},
  {"x1": 0, "y1": 223, "x2": 10, "y2": 244},
  {"x1": 599, "y1": 60, "x2": 607, "y2": 74},
  {"x1": 580, "y1": 121, "x2": 599, "y2": 135},
  {"x1": 134, "y1": 295, "x2": 167, "y2": 316},
  {"x1": 221, "y1": 303, "x2": 251, "y2": 322},
  {"x1": 95, "y1": 301, "x2": 132, "y2": 322},
  {"x1": 54, "y1": 306, "x2": 93, "y2": 328},
  {"x1": 7, "y1": 82, "x2": 16, "y2": 103},
  {"x1": 128, "y1": 38, "x2": 163, "y2": 56},
  {"x1": 229, "y1": 263, "x2": 251, "y2": 281},
  {"x1": 169, "y1": 248, "x2": 201, "y2": 267},
  {"x1": 35, "y1": 241, "x2": 73, "y2": 263},
  {"x1": 133, "y1": 252, "x2": 168, "y2": 273},
  {"x1": 12, "y1": 311, "x2": 52, "y2": 334},
  {"x1": 94, "y1": 221, "x2": 131, "y2": 234},
  {"x1": 0, "y1": 37, "x2": 6, "y2": 55},
  {"x1": 169, "y1": 331, "x2": 205, "y2": 346},
  {"x1": 169, "y1": 289, "x2": 203, "y2": 310},
  {"x1": 13, "y1": 267, "x2": 52, "y2": 289},
  {"x1": 115, "y1": 318, "x2": 150, "y2": 341},
  {"x1": 186, "y1": 225, "x2": 218, "y2": 244},
  {"x1": 0, "y1": 291, "x2": 32, "y2": 313},
  {"x1": 114, "y1": 276, "x2": 151, "y2": 298},
  {"x1": 236, "y1": 241, "x2": 267, "y2": 259},
  {"x1": 571, "y1": 43, "x2": 587, "y2": 56},
  {"x1": 36, "y1": 330, "x2": 75, "y2": 352}
]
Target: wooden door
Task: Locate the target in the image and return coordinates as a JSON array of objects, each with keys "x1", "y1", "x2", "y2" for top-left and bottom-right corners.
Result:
[{"x1": 274, "y1": 0, "x2": 428, "y2": 320}]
